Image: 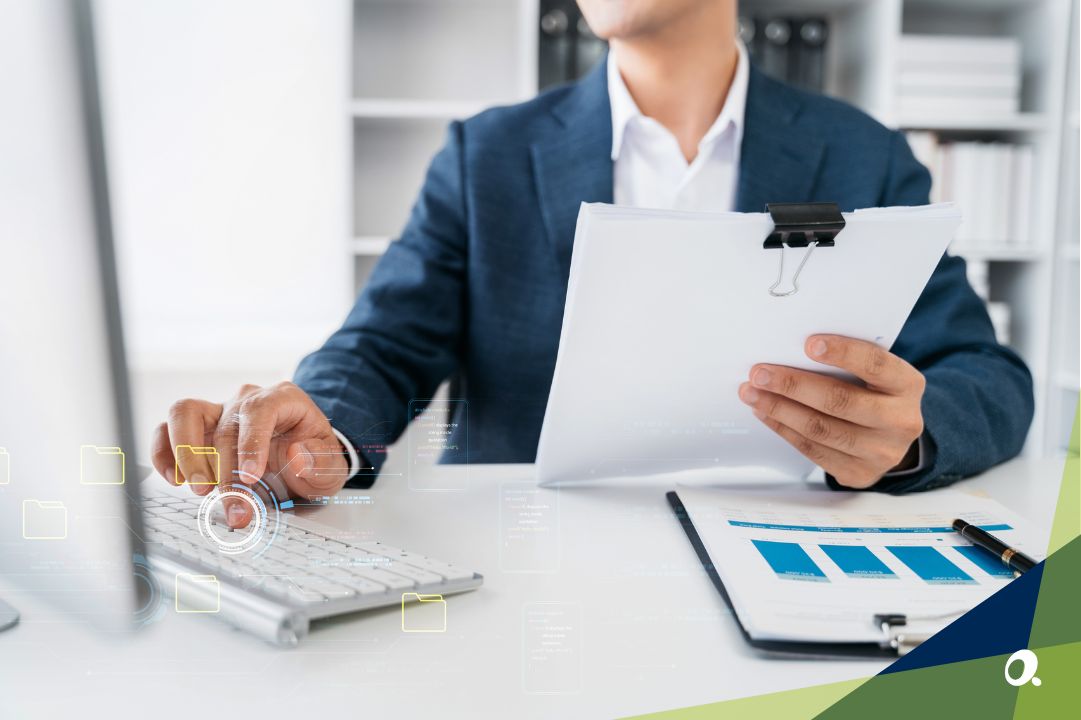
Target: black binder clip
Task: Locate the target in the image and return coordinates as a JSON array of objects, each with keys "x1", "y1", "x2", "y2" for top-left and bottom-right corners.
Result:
[
  {"x1": 874, "y1": 612, "x2": 960, "y2": 656},
  {"x1": 764, "y1": 202, "x2": 846, "y2": 297}
]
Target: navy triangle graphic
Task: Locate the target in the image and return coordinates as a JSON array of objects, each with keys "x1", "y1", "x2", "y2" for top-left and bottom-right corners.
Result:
[{"x1": 881, "y1": 559, "x2": 1044, "y2": 674}]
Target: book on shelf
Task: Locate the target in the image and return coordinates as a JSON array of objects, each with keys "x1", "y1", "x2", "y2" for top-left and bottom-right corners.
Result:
[
  {"x1": 906, "y1": 132, "x2": 1035, "y2": 254},
  {"x1": 963, "y1": 260, "x2": 1011, "y2": 345},
  {"x1": 898, "y1": 35, "x2": 1021, "y2": 70},
  {"x1": 986, "y1": 301, "x2": 1012, "y2": 345}
]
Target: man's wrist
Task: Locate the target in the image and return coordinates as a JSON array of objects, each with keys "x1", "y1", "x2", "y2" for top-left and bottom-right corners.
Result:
[
  {"x1": 330, "y1": 427, "x2": 360, "y2": 480},
  {"x1": 883, "y1": 432, "x2": 930, "y2": 478}
]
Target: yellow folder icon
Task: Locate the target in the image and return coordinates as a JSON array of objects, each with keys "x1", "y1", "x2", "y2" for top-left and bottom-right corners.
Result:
[
  {"x1": 0, "y1": 447, "x2": 9, "y2": 485},
  {"x1": 401, "y1": 592, "x2": 447, "y2": 633},
  {"x1": 175, "y1": 574, "x2": 221, "y2": 613},
  {"x1": 22, "y1": 499, "x2": 68, "y2": 540},
  {"x1": 80, "y1": 445, "x2": 125, "y2": 485},
  {"x1": 174, "y1": 446, "x2": 220, "y2": 485}
]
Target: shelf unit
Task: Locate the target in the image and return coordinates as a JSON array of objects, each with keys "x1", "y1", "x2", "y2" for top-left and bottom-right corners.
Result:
[
  {"x1": 350, "y1": 0, "x2": 536, "y2": 294},
  {"x1": 350, "y1": 0, "x2": 1078, "y2": 455},
  {"x1": 1046, "y1": 0, "x2": 1081, "y2": 452}
]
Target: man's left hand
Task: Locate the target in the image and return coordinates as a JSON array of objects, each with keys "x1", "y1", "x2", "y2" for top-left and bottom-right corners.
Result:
[{"x1": 738, "y1": 335, "x2": 926, "y2": 489}]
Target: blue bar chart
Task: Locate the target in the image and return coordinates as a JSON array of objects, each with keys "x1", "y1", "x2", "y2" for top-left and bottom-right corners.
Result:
[
  {"x1": 887, "y1": 546, "x2": 975, "y2": 585},
  {"x1": 819, "y1": 544, "x2": 896, "y2": 578},
  {"x1": 751, "y1": 540, "x2": 828, "y2": 582},
  {"x1": 954, "y1": 545, "x2": 1015, "y2": 578}
]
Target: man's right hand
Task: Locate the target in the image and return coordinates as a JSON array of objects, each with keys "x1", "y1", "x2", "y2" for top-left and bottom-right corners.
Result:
[{"x1": 150, "y1": 382, "x2": 351, "y2": 528}]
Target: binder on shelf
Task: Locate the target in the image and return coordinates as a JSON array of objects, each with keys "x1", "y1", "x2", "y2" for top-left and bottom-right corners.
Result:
[
  {"x1": 793, "y1": 19, "x2": 828, "y2": 92},
  {"x1": 738, "y1": 15, "x2": 757, "y2": 60},
  {"x1": 538, "y1": 0, "x2": 608, "y2": 91},
  {"x1": 759, "y1": 18, "x2": 792, "y2": 82},
  {"x1": 538, "y1": 0, "x2": 574, "y2": 91}
]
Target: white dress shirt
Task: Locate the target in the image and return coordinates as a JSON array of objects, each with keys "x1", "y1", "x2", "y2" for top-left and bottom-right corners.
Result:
[{"x1": 609, "y1": 41, "x2": 750, "y2": 212}]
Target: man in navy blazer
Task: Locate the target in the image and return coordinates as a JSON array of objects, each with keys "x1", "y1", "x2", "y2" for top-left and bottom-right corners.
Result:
[{"x1": 152, "y1": 0, "x2": 1032, "y2": 523}]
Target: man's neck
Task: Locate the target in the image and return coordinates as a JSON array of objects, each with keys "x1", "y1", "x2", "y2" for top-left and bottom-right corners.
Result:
[{"x1": 611, "y1": 5, "x2": 739, "y2": 163}]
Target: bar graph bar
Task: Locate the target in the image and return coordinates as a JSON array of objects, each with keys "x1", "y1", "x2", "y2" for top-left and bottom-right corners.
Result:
[
  {"x1": 887, "y1": 546, "x2": 975, "y2": 585},
  {"x1": 954, "y1": 545, "x2": 1014, "y2": 578},
  {"x1": 751, "y1": 540, "x2": 828, "y2": 582},
  {"x1": 820, "y1": 544, "x2": 896, "y2": 578}
]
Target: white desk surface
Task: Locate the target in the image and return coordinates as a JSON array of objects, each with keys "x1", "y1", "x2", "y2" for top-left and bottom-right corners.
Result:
[{"x1": 0, "y1": 458, "x2": 1063, "y2": 719}]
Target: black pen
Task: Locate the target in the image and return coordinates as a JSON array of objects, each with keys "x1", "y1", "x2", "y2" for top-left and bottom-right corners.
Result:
[{"x1": 952, "y1": 518, "x2": 1037, "y2": 576}]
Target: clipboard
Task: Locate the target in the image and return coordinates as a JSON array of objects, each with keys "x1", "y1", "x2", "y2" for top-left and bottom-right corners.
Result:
[
  {"x1": 664, "y1": 484, "x2": 1030, "y2": 658},
  {"x1": 666, "y1": 490, "x2": 898, "y2": 659}
]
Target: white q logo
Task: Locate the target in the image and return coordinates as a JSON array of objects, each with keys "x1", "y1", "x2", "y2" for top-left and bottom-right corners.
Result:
[{"x1": 1004, "y1": 649, "x2": 1042, "y2": 687}]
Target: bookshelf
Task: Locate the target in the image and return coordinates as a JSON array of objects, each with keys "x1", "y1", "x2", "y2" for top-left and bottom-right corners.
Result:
[{"x1": 349, "y1": 0, "x2": 1078, "y2": 455}]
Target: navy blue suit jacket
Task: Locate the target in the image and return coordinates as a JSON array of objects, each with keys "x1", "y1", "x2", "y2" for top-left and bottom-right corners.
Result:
[{"x1": 295, "y1": 62, "x2": 1033, "y2": 493}]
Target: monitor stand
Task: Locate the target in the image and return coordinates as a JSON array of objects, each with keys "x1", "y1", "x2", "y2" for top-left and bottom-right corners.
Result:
[{"x1": 0, "y1": 597, "x2": 19, "y2": 632}]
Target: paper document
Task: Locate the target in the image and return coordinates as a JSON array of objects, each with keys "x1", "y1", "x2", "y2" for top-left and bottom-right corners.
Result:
[
  {"x1": 536, "y1": 203, "x2": 960, "y2": 486},
  {"x1": 677, "y1": 486, "x2": 1041, "y2": 643}
]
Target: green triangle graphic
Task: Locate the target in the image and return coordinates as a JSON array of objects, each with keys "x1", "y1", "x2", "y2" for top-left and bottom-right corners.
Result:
[
  {"x1": 621, "y1": 676, "x2": 868, "y2": 720},
  {"x1": 814, "y1": 653, "x2": 1020, "y2": 719},
  {"x1": 1013, "y1": 641, "x2": 1081, "y2": 718},
  {"x1": 1046, "y1": 399, "x2": 1080, "y2": 556}
]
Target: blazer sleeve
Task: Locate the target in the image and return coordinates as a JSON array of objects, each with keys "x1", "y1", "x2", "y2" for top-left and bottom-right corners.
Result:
[
  {"x1": 839, "y1": 130, "x2": 1035, "y2": 493},
  {"x1": 293, "y1": 122, "x2": 469, "y2": 480}
]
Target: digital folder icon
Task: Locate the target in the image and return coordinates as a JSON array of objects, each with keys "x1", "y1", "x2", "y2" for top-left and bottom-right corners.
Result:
[
  {"x1": 80, "y1": 445, "x2": 125, "y2": 485},
  {"x1": 0, "y1": 447, "x2": 9, "y2": 484},
  {"x1": 22, "y1": 500, "x2": 68, "y2": 540},
  {"x1": 401, "y1": 592, "x2": 447, "y2": 632},
  {"x1": 175, "y1": 574, "x2": 221, "y2": 613},
  {"x1": 174, "y1": 446, "x2": 220, "y2": 485}
]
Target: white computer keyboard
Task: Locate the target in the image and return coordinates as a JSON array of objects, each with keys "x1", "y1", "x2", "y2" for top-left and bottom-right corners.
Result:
[{"x1": 140, "y1": 490, "x2": 482, "y2": 625}]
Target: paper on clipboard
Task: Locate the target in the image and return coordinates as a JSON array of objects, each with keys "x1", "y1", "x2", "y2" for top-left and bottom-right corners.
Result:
[
  {"x1": 536, "y1": 203, "x2": 960, "y2": 486},
  {"x1": 673, "y1": 485, "x2": 1041, "y2": 644}
]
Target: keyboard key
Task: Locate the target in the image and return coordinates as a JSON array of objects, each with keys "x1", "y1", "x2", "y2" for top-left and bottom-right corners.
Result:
[
  {"x1": 399, "y1": 557, "x2": 476, "y2": 582},
  {"x1": 261, "y1": 547, "x2": 300, "y2": 564},
  {"x1": 253, "y1": 562, "x2": 294, "y2": 576},
  {"x1": 379, "y1": 562, "x2": 442, "y2": 586},
  {"x1": 351, "y1": 567, "x2": 416, "y2": 590},
  {"x1": 358, "y1": 542, "x2": 405, "y2": 557},
  {"x1": 178, "y1": 544, "x2": 204, "y2": 561},
  {"x1": 197, "y1": 552, "x2": 222, "y2": 570},
  {"x1": 258, "y1": 578, "x2": 292, "y2": 599},
  {"x1": 287, "y1": 587, "x2": 326, "y2": 604}
]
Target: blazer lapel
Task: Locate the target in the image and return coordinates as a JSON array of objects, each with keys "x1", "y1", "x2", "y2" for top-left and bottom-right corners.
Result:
[
  {"x1": 528, "y1": 62, "x2": 826, "y2": 275},
  {"x1": 737, "y1": 66, "x2": 826, "y2": 213},
  {"x1": 530, "y1": 61, "x2": 614, "y2": 280}
]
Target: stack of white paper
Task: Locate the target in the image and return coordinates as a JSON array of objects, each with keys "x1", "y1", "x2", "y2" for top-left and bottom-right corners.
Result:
[{"x1": 897, "y1": 35, "x2": 1021, "y2": 118}]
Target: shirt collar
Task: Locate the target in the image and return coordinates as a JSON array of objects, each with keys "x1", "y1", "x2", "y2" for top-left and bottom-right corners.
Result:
[{"x1": 608, "y1": 40, "x2": 749, "y2": 161}]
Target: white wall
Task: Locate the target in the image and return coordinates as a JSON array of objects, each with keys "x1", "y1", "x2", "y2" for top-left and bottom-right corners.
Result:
[{"x1": 95, "y1": 0, "x2": 351, "y2": 373}]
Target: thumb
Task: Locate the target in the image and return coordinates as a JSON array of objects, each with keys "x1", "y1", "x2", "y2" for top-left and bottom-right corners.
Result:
[{"x1": 281, "y1": 439, "x2": 350, "y2": 496}]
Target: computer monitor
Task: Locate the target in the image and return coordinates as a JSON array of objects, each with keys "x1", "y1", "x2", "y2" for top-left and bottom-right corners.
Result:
[{"x1": 0, "y1": 0, "x2": 147, "y2": 632}]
